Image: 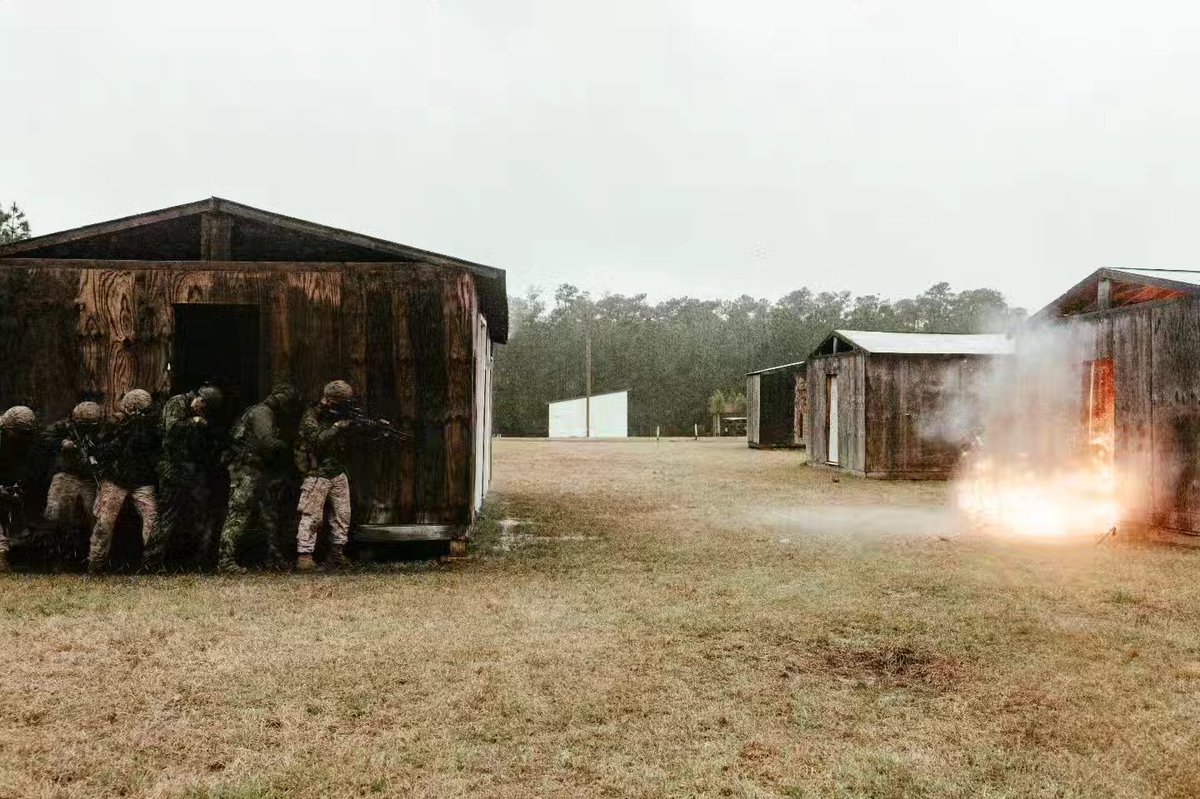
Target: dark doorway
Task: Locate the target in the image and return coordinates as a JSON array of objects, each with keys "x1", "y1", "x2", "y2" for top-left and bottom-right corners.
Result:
[{"x1": 172, "y1": 304, "x2": 262, "y2": 420}]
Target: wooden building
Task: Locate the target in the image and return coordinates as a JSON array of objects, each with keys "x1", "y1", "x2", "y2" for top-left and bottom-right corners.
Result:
[
  {"x1": 1035, "y1": 267, "x2": 1200, "y2": 534},
  {"x1": 805, "y1": 330, "x2": 1011, "y2": 479},
  {"x1": 0, "y1": 197, "x2": 507, "y2": 549},
  {"x1": 746, "y1": 361, "x2": 806, "y2": 449}
]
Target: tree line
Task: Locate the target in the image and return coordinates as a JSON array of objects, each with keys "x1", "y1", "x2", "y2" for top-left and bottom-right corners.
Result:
[{"x1": 493, "y1": 282, "x2": 1026, "y2": 437}]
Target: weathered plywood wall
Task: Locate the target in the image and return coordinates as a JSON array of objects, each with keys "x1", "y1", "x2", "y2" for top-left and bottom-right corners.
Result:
[
  {"x1": 0, "y1": 261, "x2": 482, "y2": 527},
  {"x1": 1148, "y1": 298, "x2": 1200, "y2": 532},
  {"x1": 746, "y1": 374, "x2": 761, "y2": 445},
  {"x1": 0, "y1": 268, "x2": 79, "y2": 421},
  {"x1": 806, "y1": 352, "x2": 866, "y2": 474},
  {"x1": 1065, "y1": 296, "x2": 1200, "y2": 534},
  {"x1": 863, "y1": 355, "x2": 984, "y2": 479}
]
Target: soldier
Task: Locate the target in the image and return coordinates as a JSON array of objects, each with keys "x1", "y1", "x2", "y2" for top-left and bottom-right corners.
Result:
[
  {"x1": 88, "y1": 389, "x2": 164, "y2": 574},
  {"x1": 157, "y1": 385, "x2": 225, "y2": 570},
  {"x1": 293, "y1": 380, "x2": 356, "y2": 572},
  {"x1": 217, "y1": 381, "x2": 301, "y2": 574},
  {"x1": 42, "y1": 402, "x2": 103, "y2": 568},
  {"x1": 0, "y1": 406, "x2": 41, "y2": 573}
]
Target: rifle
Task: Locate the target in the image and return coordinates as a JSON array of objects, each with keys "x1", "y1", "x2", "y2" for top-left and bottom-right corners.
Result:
[
  {"x1": 68, "y1": 421, "x2": 103, "y2": 488},
  {"x1": 332, "y1": 403, "x2": 413, "y2": 445}
]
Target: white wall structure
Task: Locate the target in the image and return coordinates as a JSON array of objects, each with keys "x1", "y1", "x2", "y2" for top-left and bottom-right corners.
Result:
[{"x1": 548, "y1": 390, "x2": 629, "y2": 438}]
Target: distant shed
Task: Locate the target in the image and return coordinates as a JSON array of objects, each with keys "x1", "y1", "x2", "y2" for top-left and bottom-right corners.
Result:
[
  {"x1": 805, "y1": 330, "x2": 1011, "y2": 479},
  {"x1": 746, "y1": 361, "x2": 806, "y2": 449},
  {"x1": 548, "y1": 390, "x2": 629, "y2": 438},
  {"x1": 1035, "y1": 267, "x2": 1200, "y2": 534}
]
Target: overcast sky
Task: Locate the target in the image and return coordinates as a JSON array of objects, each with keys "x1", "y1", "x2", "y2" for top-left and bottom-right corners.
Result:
[{"x1": 3, "y1": 1, "x2": 1199, "y2": 312}]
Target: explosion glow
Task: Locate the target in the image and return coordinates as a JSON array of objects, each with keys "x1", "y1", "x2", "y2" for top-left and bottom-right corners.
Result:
[
  {"x1": 954, "y1": 446, "x2": 1119, "y2": 540},
  {"x1": 953, "y1": 352, "x2": 1120, "y2": 541}
]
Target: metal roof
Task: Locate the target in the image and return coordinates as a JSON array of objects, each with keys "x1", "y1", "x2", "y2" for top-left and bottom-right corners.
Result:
[
  {"x1": 746, "y1": 360, "x2": 805, "y2": 376},
  {"x1": 830, "y1": 330, "x2": 1014, "y2": 356}
]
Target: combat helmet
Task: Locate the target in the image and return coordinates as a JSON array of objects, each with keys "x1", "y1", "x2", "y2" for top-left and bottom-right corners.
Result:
[
  {"x1": 119, "y1": 389, "x2": 153, "y2": 414},
  {"x1": 71, "y1": 401, "x2": 103, "y2": 425},
  {"x1": 0, "y1": 405, "x2": 37, "y2": 432},
  {"x1": 322, "y1": 380, "x2": 354, "y2": 404}
]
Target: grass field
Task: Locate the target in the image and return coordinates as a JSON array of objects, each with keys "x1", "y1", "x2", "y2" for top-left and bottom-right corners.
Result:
[{"x1": 2, "y1": 438, "x2": 1199, "y2": 798}]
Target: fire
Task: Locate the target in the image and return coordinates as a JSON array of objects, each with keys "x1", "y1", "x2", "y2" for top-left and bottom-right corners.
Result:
[{"x1": 955, "y1": 434, "x2": 1118, "y2": 540}]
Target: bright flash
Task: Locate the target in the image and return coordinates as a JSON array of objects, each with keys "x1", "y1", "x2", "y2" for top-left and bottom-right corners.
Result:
[{"x1": 955, "y1": 438, "x2": 1118, "y2": 541}]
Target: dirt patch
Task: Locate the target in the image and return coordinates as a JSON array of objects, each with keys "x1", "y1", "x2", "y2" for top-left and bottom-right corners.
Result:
[{"x1": 816, "y1": 641, "x2": 962, "y2": 690}]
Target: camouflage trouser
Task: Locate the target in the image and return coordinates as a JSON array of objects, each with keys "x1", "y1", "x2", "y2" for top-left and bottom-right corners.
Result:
[
  {"x1": 158, "y1": 461, "x2": 215, "y2": 568},
  {"x1": 219, "y1": 466, "x2": 292, "y2": 566},
  {"x1": 89, "y1": 481, "x2": 159, "y2": 567},
  {"x1": 296, "y1": 474, "x2": 351, "y2": 555},
  {"x1": 44, "y1": 473, "x2": 97, "y2": 566},
  {"x1": 45, "y1": 472, "x2": 97, "y2": 530}
]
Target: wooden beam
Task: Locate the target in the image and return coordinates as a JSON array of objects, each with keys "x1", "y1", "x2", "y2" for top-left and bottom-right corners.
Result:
[
  {"x1": 354, "y1": 524, "x2": 466, "y2": 542},
  {"x1": 200, "y1": 212, "x2": 233, "y2": 260},
  {"x1": 0, "y1": 257, "x2": 424, "y2": 273}
]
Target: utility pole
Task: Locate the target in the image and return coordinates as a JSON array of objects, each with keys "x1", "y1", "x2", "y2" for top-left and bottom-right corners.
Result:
[{"x1": 585, "y1": 332, "x2": 592, "y2": 438}]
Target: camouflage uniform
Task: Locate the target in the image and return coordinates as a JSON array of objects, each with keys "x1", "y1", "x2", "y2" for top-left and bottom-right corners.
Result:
[
  {"x1": 218, "y1": 383, "x2": 300, "y2": 572},
  {"x1": 89, "y1": 390, "x2": 163, "y2": 573},
  {"x1": 0, "y1": 407, "x2": 41, "y2": 571},
  {"x1": 42, "y1": 402, "x2": 103, "y2": 567},
  {"x1": 157, "y1": 388, "x2": 224, "y2": 570},
  {"x1": 294, "y1": 381, "x2": 354, "y2": 570}
]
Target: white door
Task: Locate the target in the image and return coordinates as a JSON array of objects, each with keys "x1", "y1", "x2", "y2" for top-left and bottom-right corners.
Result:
[{"x1": 826, "y1": 376, "x2": 839, "y2": 465}]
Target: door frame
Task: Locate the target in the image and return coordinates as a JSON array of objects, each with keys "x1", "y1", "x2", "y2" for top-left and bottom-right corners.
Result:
[{"x1": 826, "y1": 374, "x2": 839, "y2": 465}]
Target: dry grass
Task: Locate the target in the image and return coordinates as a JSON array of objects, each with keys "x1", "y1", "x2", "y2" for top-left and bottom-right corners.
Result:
[{"x1": 2, "y1": 438, "x2": 1199, "y2": 798}]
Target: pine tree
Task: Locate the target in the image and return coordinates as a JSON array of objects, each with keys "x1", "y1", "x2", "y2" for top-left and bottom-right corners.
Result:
[{"x1": 0, "y1": 202, "x2": 31, "y2": 244}]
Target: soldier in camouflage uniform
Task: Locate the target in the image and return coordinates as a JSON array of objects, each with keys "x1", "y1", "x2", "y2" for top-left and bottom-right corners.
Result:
[
  {"x1": 42, "y1": 402, "x2": 104, "y2": 568},
  {"x1": 293, "y1": 380, "x2": 355, "y2": 572},
  {"x1": 0, "y1": 406, "x2": 41, "y2": 573},
  {"x1": 88, "y1": 389, "x2": 164, "y2": 574},
  {"x1": 217, "y1": 381, "x2": 301, "y2": 574},
  {"x1": 157, "y1": 385, "x2": 224, "y2": 570}
]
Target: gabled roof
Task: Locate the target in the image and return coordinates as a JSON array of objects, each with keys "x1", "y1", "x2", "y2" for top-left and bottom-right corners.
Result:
[
  {"x1": 547, "y1": 389, "x2": 629, "y2": 406},
  {"x1": 0, "y1": 197, "x2": 508, "y2": 342},
  {"x1": 1034, "y1": 267, "x2": 1200, "y2": 320},
  {"x1": 814, "y1": 330, "x2": 1013, "y2": 357},
  {"x1": 746, "y1": 360, "x2": 805, "y2": 377}
]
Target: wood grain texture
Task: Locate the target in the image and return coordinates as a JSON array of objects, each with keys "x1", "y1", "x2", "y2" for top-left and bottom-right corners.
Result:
[
  {"x1": 0, "y1": 259, "x2": 487, "y2": 528},
  {"x1": 864, "y1": 355, "x2": 978, "y2": 479},
  {"x1": 1110, "y1": 307, "x2": 1154, "y2": 522},
  {"x1": 1149, "y1": 297, "x2": 1200, "y2": 531}
]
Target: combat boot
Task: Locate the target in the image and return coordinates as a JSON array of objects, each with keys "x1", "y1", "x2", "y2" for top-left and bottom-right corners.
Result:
[
  {"x1": 0, "y1": 551, "x2": 9, "y2": 573},
  {"x1": 217, "y1": 538, "x2": 247, "y2": 575},
  {"x1": 140, "y1": 556, "x2": 166, "y2": 575},
  {"x1": 322, "y1": 544, "x2": 348, "y2": 571},
  {"x1": 296, "y1": 554, "x2": 317, "y2": 573},
  {"x1": 217, "y1": 556, "x2": 247, "y2": 576}
]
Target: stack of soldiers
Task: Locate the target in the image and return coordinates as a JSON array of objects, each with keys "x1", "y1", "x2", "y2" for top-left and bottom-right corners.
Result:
[{"x1": 0, "y1": 379, "x2": 378, "y2": 575}]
